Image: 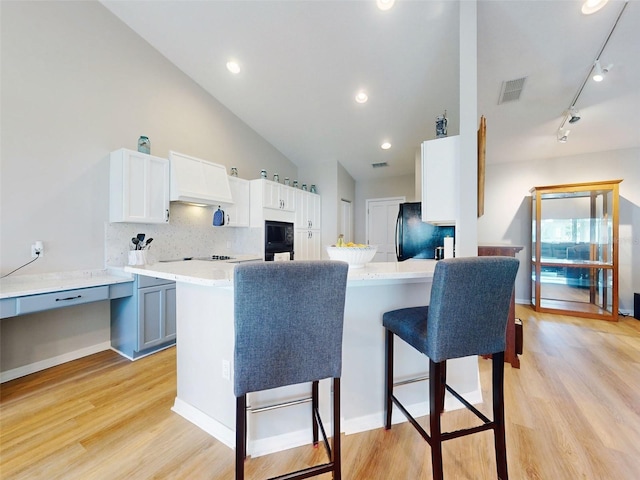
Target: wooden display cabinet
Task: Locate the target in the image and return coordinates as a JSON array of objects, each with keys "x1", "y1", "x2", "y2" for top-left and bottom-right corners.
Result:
[{"x1": 530, "y1": 180, "x2": 621, "y2": 321}]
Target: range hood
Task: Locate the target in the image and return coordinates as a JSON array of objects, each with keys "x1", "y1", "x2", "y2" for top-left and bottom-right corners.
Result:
[{"x1": 169, "y1": 151, "x2": 233, "y2": 205}]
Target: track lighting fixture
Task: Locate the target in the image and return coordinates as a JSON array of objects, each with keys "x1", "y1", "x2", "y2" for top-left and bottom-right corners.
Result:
[
  {"x1": 568, "y1": 107, "x2": 581, "y2": 124},
  {"x1": 592, "y1": 60, "x2": 613, "y2": 82},
  {"x1": 557, "y1": 128, "x2": 570, "y2": 144}
]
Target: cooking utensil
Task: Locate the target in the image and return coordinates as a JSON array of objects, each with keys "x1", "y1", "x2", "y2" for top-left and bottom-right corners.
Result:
[
  {"x1": 144, "y1": 238, "x2": 153, "y2": 249},
  {"x1": 131, "y1": 238, "x2": 140, "y2": 250},
  {"x1": 137, "y1": 233, "x2": 146, "y2": 244}
]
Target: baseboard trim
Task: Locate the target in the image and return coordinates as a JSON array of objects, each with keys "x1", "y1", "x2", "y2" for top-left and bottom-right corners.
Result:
[
  {"x1": 0, "y1": 341, "x2": 111, "y2": 383},
  {"x1": 172, "y1": 397, "x2": 235, "y2": 450}
]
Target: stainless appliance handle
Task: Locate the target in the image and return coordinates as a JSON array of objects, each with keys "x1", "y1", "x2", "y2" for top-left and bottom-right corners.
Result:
[{"x1": 395, "y1": 207, "x2": 402, "y2": 260}]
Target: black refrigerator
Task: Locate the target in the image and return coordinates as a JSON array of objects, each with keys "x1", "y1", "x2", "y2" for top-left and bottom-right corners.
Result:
[{"x1": 395, "y1": 202, "x2": 455, "y2": 261}]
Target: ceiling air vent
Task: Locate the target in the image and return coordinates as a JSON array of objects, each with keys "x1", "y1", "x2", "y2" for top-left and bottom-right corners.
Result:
[
  {"x1": 498, "y1": 76, "x2": 527, "y2": 104},
  {"x1": 372, "y1": 162, "x2": 389, "y2": 168}
]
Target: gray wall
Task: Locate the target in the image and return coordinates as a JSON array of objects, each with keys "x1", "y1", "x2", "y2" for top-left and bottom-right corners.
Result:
[{"x1": 0, "y1": 1, "x2": 296, "y2": 373}]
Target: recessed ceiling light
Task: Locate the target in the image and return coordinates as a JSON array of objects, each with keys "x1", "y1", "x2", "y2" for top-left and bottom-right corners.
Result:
[
  {"x1": 582, "y1": 0, "x2": 608, "y2": 15},
  {"x1": 226, "y1": 60, "x2": 241, "y2": 74},
  {"x1": 355, "y1": 91, "x2": 368, "y2": 104},
  {"x1": 377, "y1": 0, "x2": 395, "y2": 11},
  {"x1": 381, "y1": 142, "x2": 391, "y2": 150}
]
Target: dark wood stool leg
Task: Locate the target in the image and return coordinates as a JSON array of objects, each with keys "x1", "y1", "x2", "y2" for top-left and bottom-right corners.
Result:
[
  {"x1": 236, "y1": 395, "x2": 247, "y2": 480},
  {"x1": 312, "y1": 380, "x2": 319, "y2": 445},
  {"x1": 492, "y1": 352, "x2": 508, "y2": 480},
  {"x1": 429, "y1": 359, "x2": 444, "y2": 480},
  {"x1": 333, "y1": 377, "x2": 342, "y2": 480},
  {"x1": 384, "y1": 329, "x2": 394, "y2": 429}
]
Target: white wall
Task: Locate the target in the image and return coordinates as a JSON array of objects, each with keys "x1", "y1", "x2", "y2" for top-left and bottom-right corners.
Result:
[
  {"x1": 478, "y1": 147, "x2": 640, "y2": 311},
  {"x1": 0, "y1": 1, "x2": 296, "y2": 373}
]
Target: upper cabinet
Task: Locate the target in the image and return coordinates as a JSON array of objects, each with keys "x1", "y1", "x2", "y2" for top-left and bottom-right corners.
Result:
[
  {"x1": 421, "y1": 135, "x2": 458, "y2": 225},
  {"x1": 294, "y1": 189, "x2": 321, "y2": 230},
  {"x1": 260, "y1": 179, "x2": 295, "y2": 212},
  {"x1": 169, "y1": 151, "x2": 233, "y2": 205},
  {"x1": 109, "y1": 149, "x2": 170, "y2": 224},
  {"x1": 224, "y1": 176, "x2": 250, "y2": 227}
]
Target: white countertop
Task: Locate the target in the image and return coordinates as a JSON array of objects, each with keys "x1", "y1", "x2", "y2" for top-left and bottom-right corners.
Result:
[
  {"x1": 0, "y1": 268, "x2": 133, "y2": 299},
  {"x1": 125, "y1": 258, "x2": 437, "y2": 287}
]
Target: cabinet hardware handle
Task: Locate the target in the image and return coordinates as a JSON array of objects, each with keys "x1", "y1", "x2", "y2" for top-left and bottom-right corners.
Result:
[
  {"x1": 56, "y1": 295, "x2": 82, "y2": 302},
  {"x1": 166, "y1": 209, "x2": 170, "y2": 222}
]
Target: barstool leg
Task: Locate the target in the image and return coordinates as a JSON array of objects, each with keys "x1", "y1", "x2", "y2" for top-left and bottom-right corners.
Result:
[
  {"x1": 492, "y1": 352, "x2": 508, "y2": 480},
  {"x1": 312, "y1": 380, "x2": 319, "y2": 446},
  {"x1": 333, "y1": 377, "x2": 342, "y2": 480},
  {"x1": 236, "y1": 395, "x2": 247, "y2": 480},
  {"x1": 429, "y1": 359, "x2": 444, "y2": 480},
  {"x1": 384, "y1": 329, "x2": 394, "y2": 429}
]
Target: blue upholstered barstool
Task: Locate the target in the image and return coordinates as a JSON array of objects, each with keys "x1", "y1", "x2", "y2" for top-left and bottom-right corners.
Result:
[
  {"x1": 234, "y1": 260, "x2": 349, "y2": 480},
  {"x1": 383, "y1": 256, "x2": 519, "y2": 480}
]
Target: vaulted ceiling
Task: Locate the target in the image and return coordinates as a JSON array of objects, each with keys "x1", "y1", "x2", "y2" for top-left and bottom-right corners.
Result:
[{"x1": 102, "y1": 0, "x2": 640, "y2": 181}]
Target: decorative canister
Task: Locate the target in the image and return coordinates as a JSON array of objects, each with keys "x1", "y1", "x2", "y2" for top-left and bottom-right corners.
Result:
[
  {"x1": 302, "y1": 183, "x2": 307, "y2": 191},
  {"x1": 137, "y1": 136, "x2": 150, "y2": 154},
  {"x1": 230, "y1": 167, "x2": 238, "y2": 177},
  {"x1": 436, "y1": 110, "x2": 448, "y2": 138},
  {"x1": 261, "y1": 169, "x2": 267, "y2": 179},
  {"x1": 273, "y1": 173, "x2": 279, "y2": 183},
  {"x1": 284, "y1": 177, "x2": 290, "y2": 186},
  {"x1": 310, "y1": 184, "x2": 317, "y2": 194},
  {"x1": 293, "y1": 180, "x2": 299, "y2": 188}
]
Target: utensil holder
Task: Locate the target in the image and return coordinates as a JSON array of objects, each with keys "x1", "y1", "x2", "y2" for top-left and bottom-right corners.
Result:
[{"x1": 128, "y1": 251, "x2": 148, "y2": 266}]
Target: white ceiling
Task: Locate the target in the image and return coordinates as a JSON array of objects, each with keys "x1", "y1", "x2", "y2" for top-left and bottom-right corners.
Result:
[{"x1": 102, "y1": 0, "x2": 640, "y2": 182}]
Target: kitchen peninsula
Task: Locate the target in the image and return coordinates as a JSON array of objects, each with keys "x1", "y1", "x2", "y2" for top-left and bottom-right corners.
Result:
[{"x1": 126, "y1": 259, "x2": 481, "y2": 456}]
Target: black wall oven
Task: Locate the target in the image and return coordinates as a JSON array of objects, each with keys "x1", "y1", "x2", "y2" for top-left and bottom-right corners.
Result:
[{"x1": 264, "y1": 220, "x2": 294, "y2": 261}]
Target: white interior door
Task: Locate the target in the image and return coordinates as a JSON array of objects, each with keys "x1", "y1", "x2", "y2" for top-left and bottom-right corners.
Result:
[{"x1": 366, "y1": 197, "x2": 404, "y2": 262}]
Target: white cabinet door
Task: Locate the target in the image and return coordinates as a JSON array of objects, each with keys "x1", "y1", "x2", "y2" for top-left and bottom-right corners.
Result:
[
  {"x1": 307, "y1": 230, "x2": 322, "y2": 260},
  {"x1": 225, "y1": 176, "x2": 250, "y2": 227},
  {"x1": 110, "y1": 149, "x2": 169, "y2": 224},
  {"x1": 294, "y1": 230, "x2": 308, "y2": 260},
  {"x1": 261, "y1": 180, "x2": 295, "y2": 212},
  {"x1": 307, "y1": 194, "x2": 321, "y2": 230},
  {"x1": 421, "y1": 136, "x2": 458, "y2": 225},
  {"x1": 294, "y1": 190, "x2": 321, "y2": 230}
]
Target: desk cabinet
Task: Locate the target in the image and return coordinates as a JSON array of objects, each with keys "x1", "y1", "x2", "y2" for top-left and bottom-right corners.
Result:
[{"x1": 111, "y1": 275, "x2": 176, "y2": 359}]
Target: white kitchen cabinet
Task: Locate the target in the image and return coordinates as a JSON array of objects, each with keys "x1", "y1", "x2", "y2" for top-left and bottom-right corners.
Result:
[
  {"x1": 294, "y1": 189, "x2": 322, "y2": 260},
  {"x1": 258, "y1": 179, "x2": 295, "y2": 212},
  {"x1": 295, "y1": 229, "x2": 322, "y2": 260},
  {"x1": 109, "y1": 148, "x2": 170, "y2": 224},
  {"x1": 111, "y1": 275, "x2": 176, "y2": 359},
  {"x1": 421, "y1": 135, "x2": 458, "y2": 225},
  {"x1": 223, "y1": 176, "x2": 250, "y2": 227}
]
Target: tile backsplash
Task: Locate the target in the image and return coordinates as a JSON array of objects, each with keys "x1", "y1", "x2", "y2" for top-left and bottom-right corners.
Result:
[{"x1": 105, "y1": 203, "x2": 261, "y2": 266}]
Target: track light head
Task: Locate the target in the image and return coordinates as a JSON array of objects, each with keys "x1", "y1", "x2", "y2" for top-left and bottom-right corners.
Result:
[
  {"x1": 568, "y1": 107, "x2": 581, "y2": 124},
  {"x1": 593, "y1": 60, "x2": 613, "y2": 82},
  {"x1": 557, "y1": 128, "x2": 570, "y2": 143}
]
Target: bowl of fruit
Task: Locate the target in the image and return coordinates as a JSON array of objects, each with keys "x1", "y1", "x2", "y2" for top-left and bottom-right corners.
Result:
[{"x1": 326, "y1": 237, "x2": 377, "y2": 268}]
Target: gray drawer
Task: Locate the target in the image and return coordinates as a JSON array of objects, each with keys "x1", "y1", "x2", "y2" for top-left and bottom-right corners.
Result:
[
  {"x1": 1, "y1": 298, "x2": 17, "y2": 319},
  {"x1": 138, "y1": 275, "x2": 175, "y2": 288},
  {"x1": 16, "y1": 285, "x2": 109, "y2": 315},
  {"x1": 110, "y1": 281, "x2": 134, "y2": 299}
]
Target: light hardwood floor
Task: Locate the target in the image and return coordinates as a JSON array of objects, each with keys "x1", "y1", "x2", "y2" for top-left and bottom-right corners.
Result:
[{"x1": 2, "y1": 305, "x2": 640, "y2": 479}]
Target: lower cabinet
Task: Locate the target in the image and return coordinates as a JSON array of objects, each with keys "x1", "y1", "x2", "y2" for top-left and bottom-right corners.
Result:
[
  {"x1": 295, "y1": 229, "x2": 322, "y2": 260},
  {"x1": 111, "y1": 275, "x2": 176, "y2": 359}
]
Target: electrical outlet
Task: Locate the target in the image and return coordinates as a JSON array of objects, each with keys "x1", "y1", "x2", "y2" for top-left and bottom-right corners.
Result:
[
  {"x1": 222, "y1": 359, "x2": 230, "y2": 380},
  {"x1": 31, "y1": 241, "x2": 44, "y2": 258}
]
